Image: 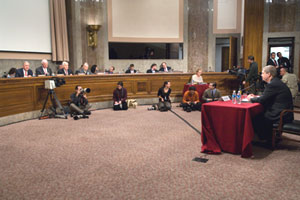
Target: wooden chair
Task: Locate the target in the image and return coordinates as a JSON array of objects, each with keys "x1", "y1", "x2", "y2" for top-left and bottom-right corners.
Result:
[{"x1": 272, "y1": 110, "x2": 300, "y2": 149}]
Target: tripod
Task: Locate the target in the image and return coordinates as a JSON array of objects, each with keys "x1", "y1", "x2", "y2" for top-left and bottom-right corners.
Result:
[{"x1": 39, "y1": 89, "x2": 67, "y2": 119}]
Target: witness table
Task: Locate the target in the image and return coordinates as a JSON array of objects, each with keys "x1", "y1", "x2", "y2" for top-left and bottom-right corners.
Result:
[
  {"x1": 201, "y1": 101, "x2": 263, "y2": 158},
  {"x1": 182, "y1": 84, "x2": 209, "y2": 102}
]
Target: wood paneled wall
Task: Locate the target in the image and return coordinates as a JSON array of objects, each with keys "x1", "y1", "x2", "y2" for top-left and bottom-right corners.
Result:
[
  {"x1": 0, "y1": 73, "x2": 238, "y2": 118},
  {"x1": 243, "y1": 0, "x2": 264, "y2": 72}
]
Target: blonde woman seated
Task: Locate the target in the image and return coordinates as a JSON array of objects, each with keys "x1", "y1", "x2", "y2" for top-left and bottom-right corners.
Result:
[{"x1": 191, "y1": 68, "x2": 203, "y2": 84}]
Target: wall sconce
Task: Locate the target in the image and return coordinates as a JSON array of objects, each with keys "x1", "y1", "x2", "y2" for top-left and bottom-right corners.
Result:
[{"x1": 87, "y1": 25, "x2": 101, "y2": 48}]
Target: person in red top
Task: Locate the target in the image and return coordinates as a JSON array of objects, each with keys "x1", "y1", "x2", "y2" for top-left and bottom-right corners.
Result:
[{"x1": 182, "y1": 86, "x2": 201, "y2": 112}]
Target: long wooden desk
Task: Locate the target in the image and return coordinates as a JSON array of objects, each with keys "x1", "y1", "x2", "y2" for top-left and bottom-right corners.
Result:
[{"x1": 0, "y1": 73, "x2": 238, "y2": 119}]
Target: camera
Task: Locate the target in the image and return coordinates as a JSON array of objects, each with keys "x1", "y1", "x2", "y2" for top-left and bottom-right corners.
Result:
[
  {"x1": 45, "y1": 77, "x2": 66, "y2": 89},
  {"x1": 80, "y1": 88, "x2": 91, "y2": 94}
]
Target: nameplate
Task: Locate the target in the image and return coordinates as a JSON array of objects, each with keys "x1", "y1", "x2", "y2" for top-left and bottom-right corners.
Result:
[{"x1": 221, "y1": 96, "x2": 231, "y2": 101}]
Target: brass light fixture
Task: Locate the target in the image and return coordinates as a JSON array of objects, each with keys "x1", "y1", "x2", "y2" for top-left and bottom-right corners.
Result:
[{"x1": 87, "y1": 25, "x2": 101, "y2": 48}]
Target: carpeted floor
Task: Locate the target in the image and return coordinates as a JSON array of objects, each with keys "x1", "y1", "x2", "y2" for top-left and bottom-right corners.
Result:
[{"x1": 0, "y1": 105, "x2": 300, "y2": 200}]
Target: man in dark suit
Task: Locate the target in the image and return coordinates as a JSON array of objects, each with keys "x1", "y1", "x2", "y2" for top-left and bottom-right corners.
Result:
[
  {"x1": 159, "y1": 62, "x2": 172, "y2": 72},
  {"x1": 243, "y1": 55, "x2": 258, "y2": 94},
  {"x1": 267, "y1": 52, "x2": 278, "y2": 66},
  {"x1": 248, "y1": 65, "x2": 293, "y2": 144},
  {"x1": 146, "y1": 63, "x2": 159, "y2": 73},
  {"x1": 202, "y1": 82, "x2": 222, "y2": 102},
  {"x1": 15, "y1": 61, "x2": 34, "y2": 77},
  {"x1": 267, "y1": 52, "x2": 281, "y2": 78},
  {"x1": 277, "y1": 52, "x2": 291, "y2": 72},
  {"x1": 57, "y1": 61, "x2": 73, "y2": 75},
  {"x1": 125, "y1": 64, "x2": 137, "y2": 74},
  {"x1": 78, "y1": 62, "x2": 91, "y2": 75},
  {"x1": 35, "y1": 59, "x2": 53, "y2": 76}
]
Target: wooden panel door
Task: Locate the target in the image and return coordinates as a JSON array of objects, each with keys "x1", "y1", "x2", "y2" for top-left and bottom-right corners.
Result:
[
  {"x1": 229, "y1": 36, "x2": 237, "y2": 69},
  {"x1": 222, "y1": 47, "x2": 229, "y2": 72}
]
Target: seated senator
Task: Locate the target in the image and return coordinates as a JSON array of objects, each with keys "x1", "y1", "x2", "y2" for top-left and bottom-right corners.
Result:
[
  {"x1": 78, "y1": 62, "x2": 91, "y2": 75},
  {"x1": 2, "y1": 67, "x2": 16, "y2": 78},
  {"x1": 146, "y1": 63, "x2": 159, "y2": 73},
  {"x1": 15, "y1": 61, "x2": 34, "y2": 77},
  {"x1": 125, "y1": 64, "x2": 137, "y2": 74},
  {"x1": 157, "y1": 81, "x2": 172, "y2": 111},
  {"x1": 106, "y1": 66, "x2": 115, "y2": 74},
  {"x1": 159, "y1": 62, "x2": 172, "y2": 72},
  {"x1": 69, "y1": 85, "x2": 91, "y2": 118},
  {"x1": 91, "y1": 65, "x2": 100, "y2": 74},
  {"x1": 36, "y1": 59, "x2": 52, "y2": 76},
  {"x1": 57, "y1": 61, "x2": 74, "y2": 75},
  {"x1": 202, "y1": 82, "x2": 222, "y2": 102},
  {"x1": 191, "y1": 68, "x2": 204, "y2": 84},
  {"x1": 182, "y1": 86, "x2": 201, "y2": 112},
  {"x1": 113, "y1": 81, "x2": 128, "y2": 110},
  {"x1": 247, "y1": 65, "x2": 294, "y2": 145}
]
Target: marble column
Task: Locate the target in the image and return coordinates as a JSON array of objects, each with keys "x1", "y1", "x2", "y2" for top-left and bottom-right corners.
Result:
[{"x1": 187, "y1": 0, "x2": 209, "y2": 72}]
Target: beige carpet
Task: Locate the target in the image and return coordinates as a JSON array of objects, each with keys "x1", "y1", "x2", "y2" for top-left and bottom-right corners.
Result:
[{"x1": 0, "y1": 105, "x2": 300, "y2": 200}]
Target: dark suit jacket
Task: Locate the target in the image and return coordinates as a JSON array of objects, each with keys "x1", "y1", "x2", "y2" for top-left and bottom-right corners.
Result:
[
  {"x1": 245, "y1": 62, "x2": 258, "y2": 82},
  {"x1": 15, "y1": 68, "x2": 34, "y2": 77},
  {"x1": 78, "y1": 69, "x2": 91, "y2": 75},
  {"x1": 267, "y1": 58, "x2": 277, "y2": 66},
  {"x1": 146, "y1": 69, "x2": 159, "y2": 73},
  {"x1": 278, "y1": 57, "x2": 291, "y2": 69},
  {"x1": 125, "y1": 69, "x2": 137, "y2": 73},
  {"x1": 57, "y1": 68, "x2": 74, "y2": 75},
  {"x1": 251, "y1": 77, "x2": 293, "y2": 122},
  {"x1": 159, "y1": 66, "x2": 172, "y2": 72},
  {"x1": 35, "y1": 66, "x2": 53, "y2": 76},
  {"x1": 202, "y1": 88, "x2": 221, "y2": 102}
]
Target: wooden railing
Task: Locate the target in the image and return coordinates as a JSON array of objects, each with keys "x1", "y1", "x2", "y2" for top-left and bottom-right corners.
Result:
[{"x1": 0, "y1": 72, "x2": 238, "y2": 118}]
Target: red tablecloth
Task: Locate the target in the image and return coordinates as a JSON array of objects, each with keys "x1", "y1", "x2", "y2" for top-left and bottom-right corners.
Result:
[
  {"x1": 201, "y1": 101, "x2": 263, "y2": 158},
  {"x1": 182, "y1": 84, "x2": 209, "y2": 102}
]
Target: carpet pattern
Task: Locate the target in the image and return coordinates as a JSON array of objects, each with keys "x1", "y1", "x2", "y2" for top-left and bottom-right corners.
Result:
[{"x1": 0, "y1": 105, "x2": 300, "y2": 200}]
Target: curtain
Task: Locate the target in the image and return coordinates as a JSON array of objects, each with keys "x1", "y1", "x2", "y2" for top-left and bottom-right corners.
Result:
[{"x1": 50, "y1": 0, "x2": 69, "y2": 62}]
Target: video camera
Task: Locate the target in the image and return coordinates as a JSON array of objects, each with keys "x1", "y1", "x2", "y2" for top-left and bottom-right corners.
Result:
[{"x1": 44, "y1": 77, "x2": 66, "y2": 89}]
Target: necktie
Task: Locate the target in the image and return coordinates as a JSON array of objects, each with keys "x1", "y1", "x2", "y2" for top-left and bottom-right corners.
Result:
[
  {"x1": 25, "y1": 71, "x2": 27, "y2": 77},
  {"x1": 273, "y1": 59, "x2": 277, "y2": 66},
  {"x1": 65, "y1": 70, "x2": 68, "y2": 75},
  {"x1": 211, "y1": 90, "x2": 214, "y2": 98},
  {"x1": 44, "y1": 68, "x2": 47, "y2": 75}
]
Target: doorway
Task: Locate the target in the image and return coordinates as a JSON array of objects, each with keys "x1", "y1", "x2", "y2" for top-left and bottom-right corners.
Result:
[
  {"x1": 215, "y1": 37, "x2": 238, "y2": 72},
  {"x1": 268, "y1": 37, "x2": 294, "y2": 72}
]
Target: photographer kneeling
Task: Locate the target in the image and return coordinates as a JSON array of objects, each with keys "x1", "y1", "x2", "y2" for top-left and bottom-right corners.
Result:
[{"x1": 70, "y1": 85, "x2": 91, "y2": 119}]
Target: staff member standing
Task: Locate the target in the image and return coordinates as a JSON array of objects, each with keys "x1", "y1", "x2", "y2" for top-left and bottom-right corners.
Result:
[{"x1": 243, "y1": 56, "x2": 258, "y2": 94}]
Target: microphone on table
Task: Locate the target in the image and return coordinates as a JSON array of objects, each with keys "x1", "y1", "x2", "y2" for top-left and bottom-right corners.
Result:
[{"x1": 241, "y1": 83, "x2": 255, "y2": 93}]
